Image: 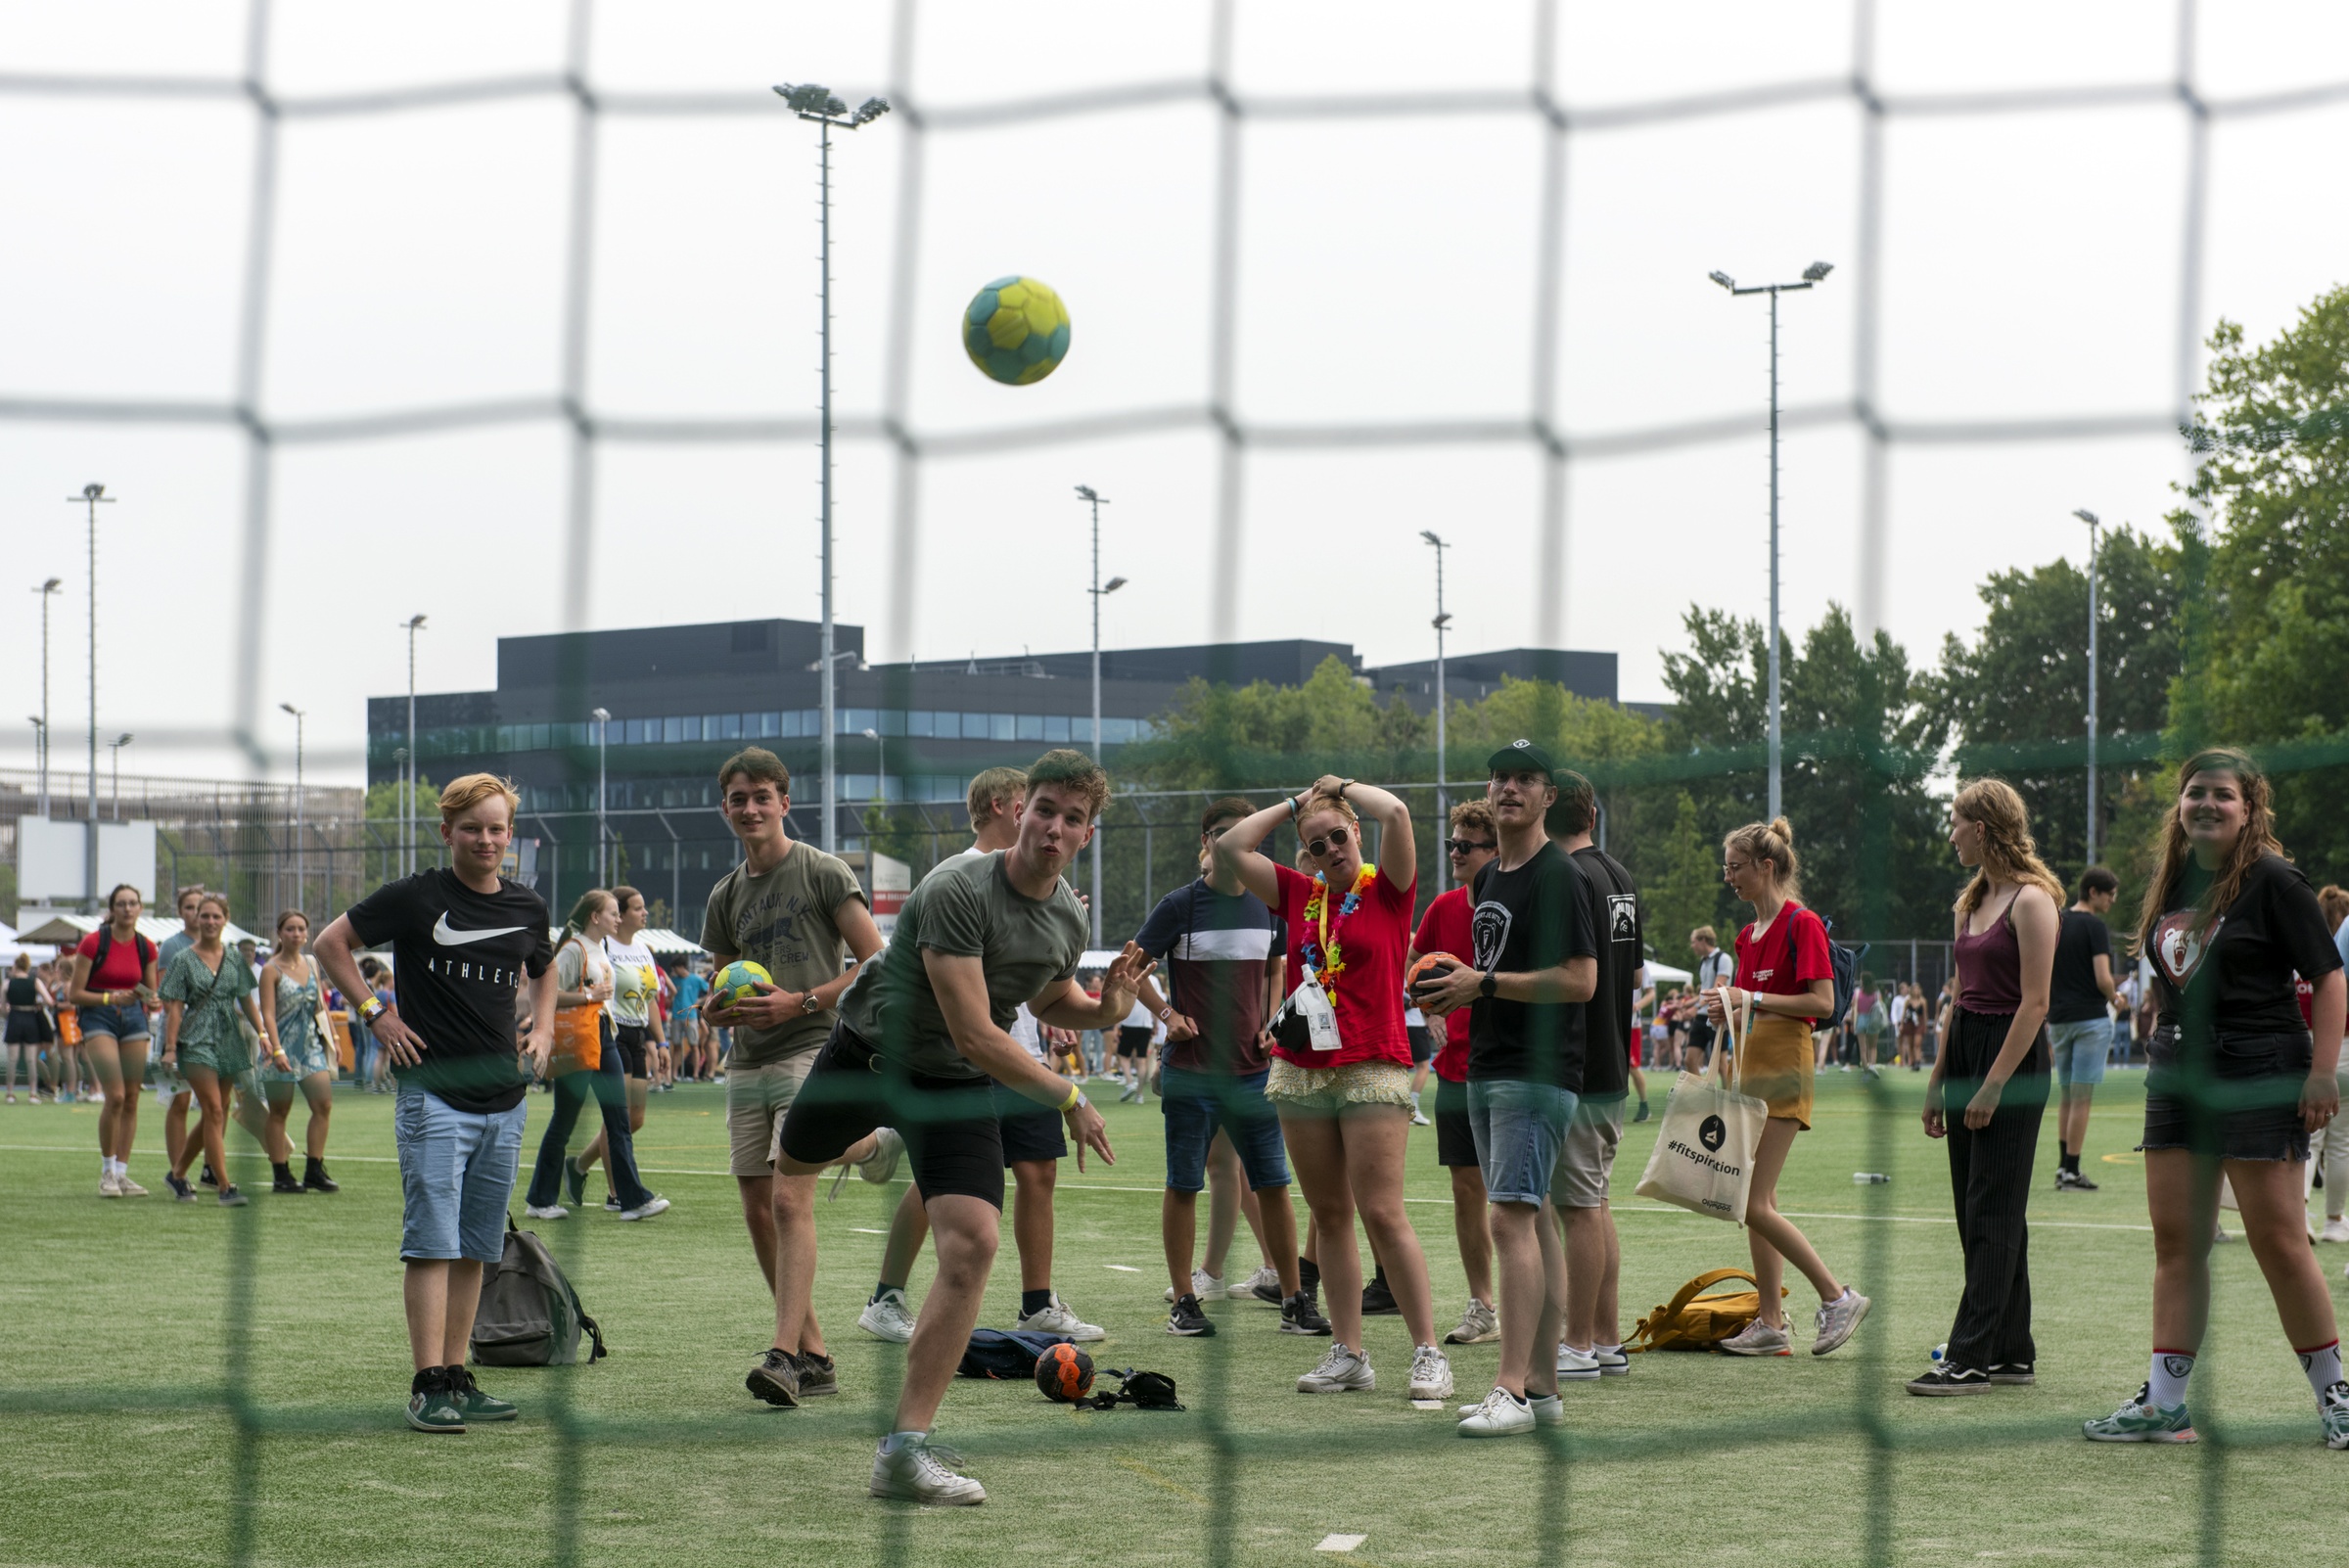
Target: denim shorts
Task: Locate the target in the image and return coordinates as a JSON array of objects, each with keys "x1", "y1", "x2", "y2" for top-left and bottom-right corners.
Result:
[
  {"x1": 1161, "y1": 1065, "x2": 1290, "y2": 1193},
  {"x1": 395, "y1": 1084, "x2": 526, "y2": 1262},
  {"x1": 75, "y1": 1002, "x2": 150, "y2": 1043},
  {"x1": 1467, "y1": 1077, "x2": 1578, "y2": 1206},
  {"x1": 2142, "y1": 1026, "x2": 2312, "y2": 1163},
  {"x1": 2047, "y1": 1018, "x2": 2110, "y2": 1085}
]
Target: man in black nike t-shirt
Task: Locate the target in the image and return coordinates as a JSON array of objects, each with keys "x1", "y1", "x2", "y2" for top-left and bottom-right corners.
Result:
[{"x1": 316, "y1": 773, "x2": 555, "y2": 1434}]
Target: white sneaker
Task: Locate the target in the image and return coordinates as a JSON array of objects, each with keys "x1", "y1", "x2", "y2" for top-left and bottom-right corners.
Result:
[
  {"x1": 524, "y1": 1203, "x2": 570, "y2": 1220},
  {"x1": 1231, "y1": 1265, "x2": 1282, "y2": 1302},
  {"x1": 115, "y1": 1173, "x2": 149, "y2": 1197},
  {"x1": 1718, "y1": 1319, "x2": 1791, "y2": 1357},
  {"x1": 1297, "y1": 1343, "x2": 1374, "y2": 1394},
  {"x1": 619, "y1": 1195, "x2": 670, "y2": 1222},
  {"x1": 1165, "y1": 1268, "x2": 1224, "y2": 1304},
  {"x1": 1591, "y1": 1346, "x2": 1630, "y2": 1377},
  {"x1": 1456, "y1": 1385, "x2": 1534, "y2": 1438},
  {"x1": 1555, "y1": 1343, "x2": 1601, "y2": 1381},
  {"x1": 2321, "y1": 1217, "x2": 2349, "y2": 1244},
  {"x1": 1015, "y1": 1293, "x2": 1104, "y2": 1342},
  {"x1": 858, "y1": 1288, "x2": 919, "y2": 1344},
  {"x1": 99, "y1": 1170, "x2": 121, "y2": 1198},
  {"x1": 859, "y1": 1128, "x2": 904, "y2": 1184},
  {"x1": 1407, "y1": 1344, "x2": 1454, "y2": 1401},
  {"x1": 1529, "y1": 1392, "x2": 1566, "y2": 1425},
  {"x1": 1409, "y1": 1110, "x2": 1433, "y2": 1127},
  {"x1": 868, "y1": 1433, "x2": 986, "y2": 1506},
  {"x1": 1445, "y1": 1298, "x2": 1500, "y2": 1345},
  {"x1": 1812, "y1": 1288, "x2": 1871, "y2": 1356}
]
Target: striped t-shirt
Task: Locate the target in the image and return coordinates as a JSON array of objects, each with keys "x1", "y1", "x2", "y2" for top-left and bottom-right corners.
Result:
[{"x1": 1132, "y1": 877, "x2": 1283, "y2": 1075}]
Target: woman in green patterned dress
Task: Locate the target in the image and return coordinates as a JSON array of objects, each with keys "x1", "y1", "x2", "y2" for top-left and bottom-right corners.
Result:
[
  {"x1": 161, "y1": 894, "x2": 283, "y2": 1207},
  {"x1": 257, "y1": 909, "x2": 340, "y2": 1196}
]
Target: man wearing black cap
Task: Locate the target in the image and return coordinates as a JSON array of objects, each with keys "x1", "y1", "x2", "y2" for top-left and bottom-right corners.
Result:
[{"x1": 1415, "y1": 739, "x2": 1597, "y2": 1439}]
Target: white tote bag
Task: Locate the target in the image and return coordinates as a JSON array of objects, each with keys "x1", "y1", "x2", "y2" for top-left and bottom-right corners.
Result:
[{"x1": 1635, "y1": 986, "x2": 1768, "y2": 1224}]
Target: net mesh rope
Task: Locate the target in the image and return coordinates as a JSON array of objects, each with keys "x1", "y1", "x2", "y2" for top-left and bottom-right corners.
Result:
[{"x1": 6, "y1": 1, "x2": 2346, "y2": 1564}]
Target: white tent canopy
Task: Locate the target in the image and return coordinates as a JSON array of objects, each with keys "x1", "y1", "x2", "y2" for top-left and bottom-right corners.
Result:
[
  {"x1": 16, "y1": 912, "x2": 261, "y2": 949},
  {"x1": 1643, "y1": 958, "x2": 1693, "y2": 986}
]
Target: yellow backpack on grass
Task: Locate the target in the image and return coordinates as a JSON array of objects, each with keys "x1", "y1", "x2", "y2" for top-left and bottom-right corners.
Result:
[{"x1": 1624, "y1": 1268, "x2": 1789, "y2": 1353}]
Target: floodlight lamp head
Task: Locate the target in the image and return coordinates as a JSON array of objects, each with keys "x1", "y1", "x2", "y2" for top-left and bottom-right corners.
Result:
[
  {"x1": 852, "y1": 96, "x2": 891, "y2": 125},
  {"x1": 1708, "y1": 270, "x2": 1736, "y2": 293},
  {"x1": 1802, "y1": 260, "x2": 1834, "y2": 282},
  {"x1": 81, "y1": 483, "x2": 105, "y2": 500},
  {"x1": 40, "y1": 576, "x2": 62, "y2": 592},
  {"x1": 2072, "y1": 508, "x2": 2100, "y2": 527},
  {"x1": 1419, "y1": 529, "x2": 1444, "y2": 547},
  {"x1": 775, "y1": 83, "x2": 834, "y2": 115},
  {"x1": 405, "y1": 614, "x2": 428, "y2": 630},
  {"x1": 279, "y1": 702, "x2": 300, "y2": 717},
  {"x1": 115, "y1": 732, "x2": 132, "y2": 747},
  {"x1": 1103, "y1": 576, "x2": 1128, "y2": 594},
  {"x1": 1075, "y1": 484, "x2": 1099, "y2": 503},
  {"x1": 861, "y1": 727, "x2": 878, "y2": 740},
  {"x1": 1433, "y1": 612, "x2": 1453, "y2": 629},
  {"x1": 591, "y1": 707, "x2": 610, "y2": 722}
]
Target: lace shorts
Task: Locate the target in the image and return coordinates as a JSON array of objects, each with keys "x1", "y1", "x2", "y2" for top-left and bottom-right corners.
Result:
[{"x1": 1265, "y1": 1058, "x2": 1413, "y2": 1113}]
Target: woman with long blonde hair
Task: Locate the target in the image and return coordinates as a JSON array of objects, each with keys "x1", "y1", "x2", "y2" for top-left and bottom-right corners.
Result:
[
  {"x1": 1703, "y1": 817, "x2": 1871, "y2": 1358},
  {"x1": 2084, "y1": 748, "x2": 2347, "y2": 1447},
  {"x1": 1910, "y1": 779, "x2": 2062, "y2": 1395}
]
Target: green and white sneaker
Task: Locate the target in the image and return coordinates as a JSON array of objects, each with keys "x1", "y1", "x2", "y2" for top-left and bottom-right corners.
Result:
[
  {"x1": 2322, "y1": 1381, "x2": 2349, "y2": 1451},
  {"x1": 446, "y1": 1367, "x2": 517, "y2": 1422},
  {"x1": 405, "y1": 1368, "x2": 466, "y2": 1434},
  {"x1": 2082, "y1": 1383, "x2": 2196, "y2": 1444}
]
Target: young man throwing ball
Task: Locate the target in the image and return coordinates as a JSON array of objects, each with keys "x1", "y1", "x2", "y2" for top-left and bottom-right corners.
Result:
[
  {"x1": 769, "y1": 750, "x2": 1150, "y2": 1504},
  {"x1": 314, "y1": 774, "x2": 555, "y2": 1434}
]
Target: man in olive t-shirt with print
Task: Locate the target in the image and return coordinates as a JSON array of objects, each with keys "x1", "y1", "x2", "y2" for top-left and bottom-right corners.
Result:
[{"x1": 699, "y1": 748, "x2": 886, "y2": 1406}]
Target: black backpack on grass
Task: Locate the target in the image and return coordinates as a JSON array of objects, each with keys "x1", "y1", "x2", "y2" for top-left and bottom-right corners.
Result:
[{"x1": 469, "y1": 1221, "x2": 607, "y2": 1367}]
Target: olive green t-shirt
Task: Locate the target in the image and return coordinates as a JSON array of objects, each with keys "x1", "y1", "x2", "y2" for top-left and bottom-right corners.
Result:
[
  {"x1": 836, "y1": 850, "x2": 1087, "y2": 1082},
  {"x1": 699, "y1": 840, "x2": 867, "y2": 1067}
]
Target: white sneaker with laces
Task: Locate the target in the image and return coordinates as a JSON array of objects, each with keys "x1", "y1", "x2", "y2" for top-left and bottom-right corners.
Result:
[
  {"x1": 1445, "y1": 1298, "x2": 1500, "y2": 1345},
  {"x1": 1555, "y1": 1343, "x2": 1601, "y2": 1381},
  {"x1": 99, "y1": 1170, "x2": 121, "y2": 1198},
  {"x1": 869, "y1": 1433, "x2": 986, "y2": 1505},
  {"x1": 1456, "y1": 1385, "x2": 1534, "y2": 1438},
  {"x1": 2321, "y1": 1217, "x2": 2349, "y2": 1245},
  {"x1": 1409, "y1": 1110, "x2": 1433, "y2": 1127},
  {"x1": 1015, "y1": 1293, "x2": 1104, "y2": 1342},
  {"x1": 858, "y1": 1288, "x2": 918, "y2": 1343},
  {"x1": 1297, "y1": 1343, "x2": 1375, "y2": 1393},
  {"x1": 1811, "y1": 1288, "x2": 1871, "y2": 1356},
  {"x1": 1231, "y1": 1265, "x2": 1282, "y2": 1302},
  {"x1": 115, "y1": 1173, "x2": 149, "y2": 1197},
  {"x1": 524, "y1": 1203, "x2": 570, "y2": 1220},
  {"x1": 1165, "y1": 1268, "x2": 1224, "y2": 1304},
  {"x1": 1529, "y1": 1392, "x2": 1566, "y2": 1426},
  {"x1": 619, "y1": 1195, "x2": 670, "y2": 1222},
  {"x1": 1407, "y1": 1344, "x2": 1454, "y2": 1401},
  {"x1": 1718, "y1": 1319, "x2": 1791, "y2": 1357},
  {"x1": 1591, "y1": 1346, "x2": 1630, "y2": 1377}
]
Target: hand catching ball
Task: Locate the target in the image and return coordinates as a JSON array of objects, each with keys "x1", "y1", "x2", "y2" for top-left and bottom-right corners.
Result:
[
  {"x1": 711, "y1": 960, "x2": 773, "y2": 1008},
  {"x1": 1407, "y1": 951, "x2": 1461, "y2": 996}
]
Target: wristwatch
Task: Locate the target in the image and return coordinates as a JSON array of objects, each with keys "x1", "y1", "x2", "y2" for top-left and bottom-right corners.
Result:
[
  {"x1": 801, "y1": 992, "x2": 824, "y2": 1015},
  {"x1": 1478, "y1": 972, "x2": 1497, "y2": 1000}
]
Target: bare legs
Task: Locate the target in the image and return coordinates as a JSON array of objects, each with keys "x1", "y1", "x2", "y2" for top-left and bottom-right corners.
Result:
[
  {"x1": 1559, "y1": 1200, "x2": 1622, "y2": 1350},
  {"x1": 403, "y1": 1259, "x2": 485, "y2": 1370},
  {"x1": 1278, "y1": 1103, "x2": 1438, "y2": 1350},
  {"x1": 1449, "y1": 1164, "x2": 1495, "y2": 1306},
  {"x1": 1745, "y1": 1117, "x2": 1844, "y2": 1328},
  {"x1": 262, "y1": 1073, "x2": 334, "y2": 1163},
  {"x1": 1489, "y1": 1199, "x2": 1565, "y2": 1399},
  {"x1": 84, "y1": 1036, "x2": 147, "y2": 1162},
  {"x1": 2147, "y1": 1151, "x2": 2337, "y2": 1354},
  {"x1": 739, "y1": 1170, "x2": 828, "y2": 1356}
]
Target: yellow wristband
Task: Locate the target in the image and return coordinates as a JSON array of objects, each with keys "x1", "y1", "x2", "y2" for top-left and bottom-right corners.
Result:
[{"x1": 1058, "y1": 1083, "x2": 1081, "y2": 1114}]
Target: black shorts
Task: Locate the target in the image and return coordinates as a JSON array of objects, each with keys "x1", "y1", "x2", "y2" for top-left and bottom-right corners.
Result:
[
  {"x1": 1684, "y1": 1015, "x2": 1715, "y2": 1054},
  {"x1": 2142, "y1": 1026, "x2": 2312, "y2": 1164},
  {"x1": 1407, "y1": 1024, "x2": 1434, "y2": 1065},
  {"x1": 1433, "y1": 1076, "x2": 1479, "y2": 1169},
  {"x1": 613, "y1": 1024, "x2": 651, "y2": 1079},
  {"x1": 993, "y1": 1081, "x2": 1070, "y2": 1164},
  {"x1": 776, "y1": 1024, "x2": 1007, "y2": 1208},
  {"x1": 1117, "y1": 1026, "x2": 1153, "y2": 1059},
  {"x1": 5, "y1": 1009, "x2": 52, "y2": 1045}
]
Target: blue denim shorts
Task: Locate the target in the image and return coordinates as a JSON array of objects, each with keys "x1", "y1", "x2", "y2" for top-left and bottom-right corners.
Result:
[
  {"x1": 395, "y1": 1084, "x2": 526, "y2": 1262},
  {"x1": 1467, "y1": 1077, "x2": 1579, "y2": 1206},
  {"x1": 2047, "y1": 1018, "x2": 2110, "y2": 1085},
  {"x1": 1161, "y1": 1066, "x2": 1290, "y2": 1193},
  {"x1": 76, "y1": 1002, "x2": 151, "y2": 1043}
]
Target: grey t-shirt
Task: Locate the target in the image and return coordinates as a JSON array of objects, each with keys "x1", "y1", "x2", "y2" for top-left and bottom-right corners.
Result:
[
  {"x1": 700, "y1": 840, "x2": 867, "y2": 1068},
  {"x1": 836, "y1": 849, "x2": 1086, "y2": 1082}
]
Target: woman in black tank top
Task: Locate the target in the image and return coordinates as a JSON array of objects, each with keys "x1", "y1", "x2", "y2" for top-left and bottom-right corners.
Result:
[
  {"x1": 1912, "y1": 780, "x2": 2061, "y2": 1398},
  {"x1": 4, "y1": 955, "x2": 56, "y2": 1102}
]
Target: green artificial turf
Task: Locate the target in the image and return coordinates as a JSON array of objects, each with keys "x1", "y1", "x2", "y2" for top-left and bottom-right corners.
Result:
[{"x1": 4, "y1": 1066, "x2": 2344, "y2": 1567}]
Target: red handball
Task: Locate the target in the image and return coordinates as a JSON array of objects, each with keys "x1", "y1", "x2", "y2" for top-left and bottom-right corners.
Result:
[
  {"x1": 1034, "y1": 1342, "x2": 1095, "y2": 1403},
  {"x1": 1407, "y1": 951, "x2": 1461, "y2": 996}
]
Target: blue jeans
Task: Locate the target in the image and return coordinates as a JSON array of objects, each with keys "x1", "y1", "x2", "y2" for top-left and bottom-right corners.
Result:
[
  {"x1": 525, "y1": 1040, "x2": 652, "y2": 1210},
  {"x1": 1161, "y1": 1066, "x2": 1290, "y2": 1192},
  {"x1": 1466, "y1": 1078, "x2": 1579, "y2": 1205},
  {"x1": 395, "y1": 1084, "x2": 526, "y2": 1262},
  {"x1": 2048, "y1": 1019, "x2": 2109, "y2": 1085}
]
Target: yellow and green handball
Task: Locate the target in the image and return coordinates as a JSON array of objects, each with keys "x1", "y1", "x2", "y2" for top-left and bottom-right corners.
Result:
[{"x1": 963, "y1": 275, "x2": 1071, "y2": 386}]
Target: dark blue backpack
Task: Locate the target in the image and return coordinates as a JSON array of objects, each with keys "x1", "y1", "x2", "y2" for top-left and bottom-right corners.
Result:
[
  {"x1": 955, "y1": 1328, "x2": 1072, "y2": 1380},
  {"x1": 1775, "y1": 907, "x2": 1867, "y2": 1031}
]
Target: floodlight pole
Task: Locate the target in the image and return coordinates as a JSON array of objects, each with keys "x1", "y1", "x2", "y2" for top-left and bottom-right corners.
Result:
[
  {"x1": 1711, "y1": 264, "x2": 1831, "y2": 822},
  {"x1": 2074, "y1": 509, "x2": 2101, "y2": 867},
  {"x1": 1421, "y1": 530, "x2": 1451, "y2": 893},
  {"x1": 69, "y1": 484, "x2": 114, "y2": 910},
  {"x1": 110, "y1": 734, "x2": 131, "y2": 821},
  {"x1": 33, "y1": 577, "x2": 61, "y2": 817},
  {"x1": 281, "y1": 703, "x2": 306, "y2": 909},
  {"x1": 863, "y1": 726, "x2": 885, "y2": 802},
  {"x1": 401, "y1": 615, "x2": 428, "y2": 876},
  {"x1": 777, "y1": 81, "x2": 891, "y2": 853},
  {"x1": 592, "y1": 706, "x2": 611, "y2": 884},
  {"x1": 1079, "y1": 484, "x2": 1122, "y2": 946}
]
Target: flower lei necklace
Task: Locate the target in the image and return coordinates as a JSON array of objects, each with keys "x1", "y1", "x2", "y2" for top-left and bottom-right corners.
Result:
[{"x1": 1299, "y1": 864, "x2": 1378, "y2": 1006}]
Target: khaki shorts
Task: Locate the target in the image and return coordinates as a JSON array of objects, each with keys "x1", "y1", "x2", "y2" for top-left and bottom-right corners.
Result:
[
  {"x1": 1549, "y1": 1094, "x2": 1624, "y2": 1209},
  {"x1": 727, "y1": 1054, "x2": 818, "y2": 1177}
]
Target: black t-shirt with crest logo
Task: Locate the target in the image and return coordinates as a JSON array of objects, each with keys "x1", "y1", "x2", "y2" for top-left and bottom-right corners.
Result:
[{"x1": 2148, "y1": 853, "x2": 2339, "y2": 1039}]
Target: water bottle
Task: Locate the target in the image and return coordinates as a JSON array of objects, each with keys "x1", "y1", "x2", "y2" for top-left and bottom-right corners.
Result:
[
  {"x1": 1931, "y1": 1342, "x2": 1947, "y2": 1363},
  {"x1": 1852, "y1": 1172, "x2": 1889, "y2": 1184}
]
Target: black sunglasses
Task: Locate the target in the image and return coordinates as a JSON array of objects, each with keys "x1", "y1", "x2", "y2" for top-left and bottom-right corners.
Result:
[
  {"x1": 1304, "y1": 826, "x2": 1354, "y2": 857},
  {"x1": 1445, "y1": 838, "x2": 1497, "y2": 856}
]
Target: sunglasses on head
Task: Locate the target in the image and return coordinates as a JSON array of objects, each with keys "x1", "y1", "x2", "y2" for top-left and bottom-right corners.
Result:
[
  {"x1": 1445, "y1": 838, "x2": 1497, "y2": 856},
  {"x1": 1304, "y1": 826, "x2": 1353, "y2": 857}
]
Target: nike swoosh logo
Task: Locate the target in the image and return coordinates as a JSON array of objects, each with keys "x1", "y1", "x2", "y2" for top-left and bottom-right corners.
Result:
[{"x1": 433, "y1": 912, "x2": 529, "y2": 946}]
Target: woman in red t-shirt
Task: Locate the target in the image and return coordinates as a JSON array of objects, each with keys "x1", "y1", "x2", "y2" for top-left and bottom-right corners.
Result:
[
  {"x1": 1214, "y1": 775, "x2": 1450, "y2": 1401},
  {"x1": 1702, "y1": 817, "x2": 1871, "y2": 1359},
  {"x1": 69, "y1": 883, "x2": 162, "y2": 1196}
]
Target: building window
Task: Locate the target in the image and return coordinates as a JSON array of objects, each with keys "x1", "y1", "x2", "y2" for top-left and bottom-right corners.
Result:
[
  {"x1": 907, "y1": 710, "x2": 935, "y2": 738},
  {"x1": 1044, "y1": 714, "x2": 1070, "y2": 743},
  {"x1": 530, "y1": 723, "x2": 551, "y2": 750},
  {"x1": 1016, "y1": 714, "x2": 1043, "y2": 742},
  {"x1": 990, "y1": 714, "x2": 1014, "y2": 741},
  {"x1": 1103, "y1": 716, "x2": 1137, "y2": 746},
  {"x1": 880, "y1": 709, "x2": 904, "y2": 738},
  {"x1": 718, "y1": 713, "x2": 742, "y2": 741},
  {"x1": 802, "y1": 710, "x2": 821, "y2": 735},
  {"x1": 841, "y1": 708, "x2": 876, "y2": 736}
]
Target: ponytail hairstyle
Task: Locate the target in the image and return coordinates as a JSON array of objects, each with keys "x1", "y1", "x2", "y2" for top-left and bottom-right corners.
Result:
[
  {"x1": 1951, "y1": 778, "x2": 2067, "y2": 917},
  {"x1": 2319, "y1": 884, "x2": 2349, "y2": 936},
  {"x1": 2133, "y1": 746, "x2": 2283, "y2": 955},
  {"x1": 1722, "y1": 816, "x2": 1802, "y2": 904},
  {"x1": 562, "y1": 889, "x2": 616, "y2": 944}
]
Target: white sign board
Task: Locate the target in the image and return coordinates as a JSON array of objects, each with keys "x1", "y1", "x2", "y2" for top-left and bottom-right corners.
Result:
[{"x1": 17, "y1": 817, "x2": 158, "y2": 906}]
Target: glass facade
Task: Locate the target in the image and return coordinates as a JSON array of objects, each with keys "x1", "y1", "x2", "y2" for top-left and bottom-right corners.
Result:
[{"x1": 376, "y1": 709, "x2": 1154, "y2": 766}]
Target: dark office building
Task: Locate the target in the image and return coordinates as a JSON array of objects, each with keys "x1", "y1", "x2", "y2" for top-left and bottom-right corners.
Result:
[{"x1": 367, "y1": 620, "x2": 1615, "y2": 933}]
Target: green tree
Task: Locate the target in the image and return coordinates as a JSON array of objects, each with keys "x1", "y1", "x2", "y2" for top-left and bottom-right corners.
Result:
[{"x1": 1640, "y1": 790, "x2": 1727, "y2": 968}]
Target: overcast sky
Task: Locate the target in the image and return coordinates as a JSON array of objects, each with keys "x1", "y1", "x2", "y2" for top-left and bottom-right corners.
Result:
[{"x1": 4, "y1": 0, "x2": 2346, "y2": 787}]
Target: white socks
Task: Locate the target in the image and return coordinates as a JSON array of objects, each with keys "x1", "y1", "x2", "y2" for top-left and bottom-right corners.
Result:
[
  {"x1": 102, "y1": 1157, "x2": 125, "y2": 1177},
  {"x1": 2298, "y1": 1340, "x2": 2343, "y2": 1399},
  {"x1": 2149, "y1": 1350, "x2": 2195, "y2": 1408}
]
